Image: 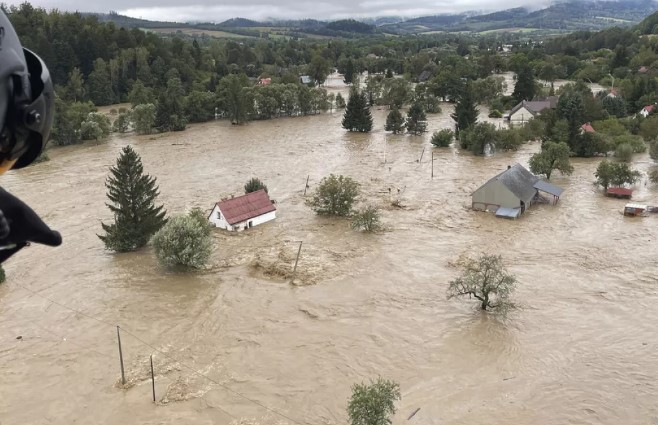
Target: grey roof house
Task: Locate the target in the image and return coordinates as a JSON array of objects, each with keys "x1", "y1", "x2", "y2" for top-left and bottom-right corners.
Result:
[
  {"x1": 472, "y1": 163, "x2": 564, "y2": 219},
  {"x1": 507, "y1": 96, "x2": 559, "y2": 123}
]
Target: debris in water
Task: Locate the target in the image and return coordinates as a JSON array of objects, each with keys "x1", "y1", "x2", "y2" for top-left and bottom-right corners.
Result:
[
  {"x1": 407, "y1": 407, "x2": 420, "y2": 420},
  {"x1": 16, "y1": 336, "x2": 22, "y2": 340}
]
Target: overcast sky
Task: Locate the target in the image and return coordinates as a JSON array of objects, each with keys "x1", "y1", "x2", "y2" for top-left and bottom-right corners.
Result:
[{"x1": 6, "y1": 0, "x2": 552, "y2": 22}]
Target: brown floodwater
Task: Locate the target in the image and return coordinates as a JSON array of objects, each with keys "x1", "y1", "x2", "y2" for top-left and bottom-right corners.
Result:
[{"x1": 1, "y1": 77, "x2": 657, "y2": 425}]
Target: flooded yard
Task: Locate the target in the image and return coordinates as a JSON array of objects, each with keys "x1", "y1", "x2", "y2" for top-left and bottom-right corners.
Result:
[{"x1": 0, "y1": 94, "x2": 657, "y2": 425}]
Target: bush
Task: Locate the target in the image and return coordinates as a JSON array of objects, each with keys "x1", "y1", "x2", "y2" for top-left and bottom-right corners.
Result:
[
  {"x1": 611, "y1": 134, "x2": 646, "y2": 153},
  {"x1": 113, "y1": 112, "x2": 131, "y2": 133},
  {"x1": 80, "y1": 120, "x2": 103, "y2": 140},
  {"x1": 151, "y1": 211, "x2": 213, "y2": 269},
  {"x1": 348, "y1": 377, "x2": 401, "y2": 425},
  {"x1": 650, "y1": 140, "x2": 658, "y2": 161},
  {"x1": 650, "y1": 168, "x2": 658, "y2": 183},
  {"x1": 495, "y1": 128, "x2": 523, "y2": 151},
  {"x1": 614, "y1": 143, "x2": 633, "y2": 162},
  {"x1": 431, "y1": 129, "x2": 454, "y2": 147},
  {"x1": 351, "y1": 206, "x2": 381, "y2": 232},
  {"x1": 311, "y1": 174, "x2": 359, "y2": 216},
  {"x1": 0, "y1": 265, "x2": 5, "y2": 283},
  {"x1": 118, "y1": 107, "x2": 127, "y2": 114},
  {"x1": 488, "y1": 109, "x2": 502, "y2": 118},
  {"x1": 32, "y1": 151, "x2": 50, "y2": 164},
  {"x1": 244, "y1": 177, "x2": 268, "y2": 194},
  {"x1": 109, "y1": 108, "x2": 118, "y2": 115}
]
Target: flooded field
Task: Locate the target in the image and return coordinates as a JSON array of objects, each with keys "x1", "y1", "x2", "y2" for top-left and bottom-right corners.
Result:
[{"x1": 1, "y1": 87, "x2": 657, "y2": 425}]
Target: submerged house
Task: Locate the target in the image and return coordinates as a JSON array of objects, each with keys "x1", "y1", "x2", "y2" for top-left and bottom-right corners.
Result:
[
  {"x1": 507, "y1": 96, "x2": 559, "y2": 123},
  {"x1": 208, "y1": 189, "x2": 276, "y2": 231},
  {"x1": 472, "y1": 164, "x2": 564, "y2": 219}
]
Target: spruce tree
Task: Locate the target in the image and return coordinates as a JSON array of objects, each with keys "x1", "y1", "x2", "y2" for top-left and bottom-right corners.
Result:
[
  {"x1": 512, "y1": 65, "x2": 536, "y2": 103},
  {"x1": 99, "y1": 146, "x2": 167, "y2": 252},
  {"x1": 451, "y1": 83, "x2": 478, "y2": 135},
  {"x1": 385, "y1": 108, "x2": 405, "y2": 134},
  {"x1": 405, "y1": 102, "x2": 428, "y2": 135},
  {"x1": 342, "y1": 88, "x2": 373, "y2": 132}
]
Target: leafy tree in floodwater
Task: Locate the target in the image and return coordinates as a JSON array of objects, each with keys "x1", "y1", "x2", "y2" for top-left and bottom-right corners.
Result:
[
  {"x1": 347, "y1": 377, "x2": 401, "y2": 425},
  {"x1": 447, "y1": 254, "x2": 516, "y2": 311},
  {"x1": 311, "y1": 174, "x2": 359, "y2": 216},
  {"x1": 529, "y1": 141, "x2": 574, "y2": 180},
  {"x1": 99, "y1": 146, "x2": 167, "y2": 252},
  {"x1": 244, "y1": 177, "x2": 268, "y2": 194},
  {"x1": 151, "y1": 209, "x2": 212, "y2": 269}
]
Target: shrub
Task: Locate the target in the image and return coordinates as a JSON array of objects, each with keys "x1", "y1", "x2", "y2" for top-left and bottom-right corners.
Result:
[
  {"x1": 348, "y1": 377, "x2": 401, "y2": 425},
  {"x1": 151, "y1": 211, "x2": 213, "y2": 269},
  {"x1": 244, "y1": 177, "x2": 268, "y2": 194},
  {"x1": 311, "y1": 174, "x2": 359, "y2": 216},
  {"x1": 614, "y1": 143, "x2": 633, "y2": 162},
  {"x1": 109, "y1": 108, "x2": 118, "y2": 115},
  {"x1": 431, "y1": 129, "x2": 454, "y2": 147},
  {"x1": 488, "y1": 109, "x2": 503, "y2": 118},
  {"x1": 495, "y1": 128, "x2": 523, "y2": 151},
  {"x1": 0, "y1": 265, "x2": 5, "y2": 283},
  {"x1": 650, "y1": 168, "x2": 658, "y2": 183},
  {"x1": 118, "y1": 107, "x2": 127, "y2": 114},
  {"x1": 351, "y1": 206, "x2": 381, "y2": 232}
]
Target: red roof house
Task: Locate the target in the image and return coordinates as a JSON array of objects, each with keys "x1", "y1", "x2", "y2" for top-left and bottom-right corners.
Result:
[
  {"x1": 208, "y1": 189, "x2": 276, "y2": 231},
  {"x1": 580, "y1": 123, "x2": 595, "y2": 133},
  {"x1": 640, "y1": 105, "x2": 655, "y2": 117}
]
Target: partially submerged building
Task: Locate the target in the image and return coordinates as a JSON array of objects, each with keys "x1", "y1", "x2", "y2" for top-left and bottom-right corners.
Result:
[
  {"x1": 507, "y1": 96, "x2": 559, "y2": 123},
  {"x1": 472, "y1": 164, "x2": 564, "y2": 218},
  {"x1": 208, "y1": 189, "x2": 276, "y2": 231}
]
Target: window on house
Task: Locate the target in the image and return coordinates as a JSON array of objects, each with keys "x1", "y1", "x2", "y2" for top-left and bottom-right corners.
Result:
[{"x1": 216, "y1": 211, "x2": 221, "y2": 220}]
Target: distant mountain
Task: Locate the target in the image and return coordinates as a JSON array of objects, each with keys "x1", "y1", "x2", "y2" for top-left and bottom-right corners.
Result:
[
  {"x1": 93, "y1": 0, "x2": 658, "y2": 37},
  {"x1": 91, "y1": 12, "x2": 181, "y2": 28},
  {"x1": 382, "y1": 0, "x2": 658, "y2": 33},
  {"x1": 325, "y1": 19, "x2": 376, "y2": 33},
  {"x1": 217, "y1": 17, "x2": 262, "y2": 28}
]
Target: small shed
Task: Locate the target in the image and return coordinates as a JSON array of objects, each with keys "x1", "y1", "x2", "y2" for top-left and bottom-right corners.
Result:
[
  {"x1": 606, "y1": 187, "x2": 633, "y2": 199},
  {"x1": 624, "y1": 203, "x2": 647, "y2": 216},
  {"x1": 534, "y1": 180, "x2": 564, "y2": 205},
  {"x1": 208, "y1": 189, "x2": 276, "y2": 231}
]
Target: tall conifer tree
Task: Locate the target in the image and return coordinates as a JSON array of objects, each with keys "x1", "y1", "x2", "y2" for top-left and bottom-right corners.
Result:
[
  {"x1": 451, "y1": 83, "x2": 478, "y2": 135},
  {"x1": 342, "y1": 88, "x2": 373, "y2": 132},
  {"x1": 405, "y1": 102, "x2": 428, "y2": 135},
  {"x1": 99, "y1": 146, "x2": 167, "y2": 252}
]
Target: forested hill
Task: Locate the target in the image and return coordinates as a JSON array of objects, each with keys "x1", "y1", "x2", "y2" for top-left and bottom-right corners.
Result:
[{"x1": 88, "y1": 0, "x2": 657, "y2": 37}]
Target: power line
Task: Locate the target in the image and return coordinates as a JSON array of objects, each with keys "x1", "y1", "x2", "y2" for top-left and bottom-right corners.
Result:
[
  {"x1": 8, "y1": 280, "x2": 309, "y2": 425},
  {"x1": 120, "y1": 326, "x2": 308, "y2": 425}
]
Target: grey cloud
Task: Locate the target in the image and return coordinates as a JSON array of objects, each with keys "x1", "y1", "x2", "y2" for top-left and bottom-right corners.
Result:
[{"x1": 10, "y1": 0, "x2": 543, "y2": 22}]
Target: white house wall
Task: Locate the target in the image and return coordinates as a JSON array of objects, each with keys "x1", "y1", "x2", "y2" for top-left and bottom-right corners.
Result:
[
  {"x1": 509, "y1": 106, "x2": 534, "y2": 123},
  {"x1": 208, "y1": 206, "x2": 276, "y2": 232},
  {"x1": 472, "y1": 180, "x2": 523, "y2": 211}
]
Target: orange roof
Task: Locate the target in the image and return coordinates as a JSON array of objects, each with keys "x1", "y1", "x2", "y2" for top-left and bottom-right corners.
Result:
[
  {"x1": 581, "y1": 123, "x2": 595, "y2": 133},
  {"x1": 216, "y1": 190, "x2": 276, "y2": 225}
]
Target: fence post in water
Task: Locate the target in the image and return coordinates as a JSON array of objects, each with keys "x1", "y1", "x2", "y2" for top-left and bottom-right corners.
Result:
[
  {"x1": 431, "y1": 150, "x2": 434, "y2": 179},
  {"x1": 419, "y1": 147, "x2": 425, "y2": 163},
  {"x1": 303, "y1": 175, "x2": 310, "y2": 196},
  {"x1": 150, "y1": 355, "x2": 156, "y2": 403},
  {"x1": 291, "y1": 241, "x2": 303, "y2": 283},
  {"x1": 116, "y1": 326, "x2": 126, "y2": 386}
]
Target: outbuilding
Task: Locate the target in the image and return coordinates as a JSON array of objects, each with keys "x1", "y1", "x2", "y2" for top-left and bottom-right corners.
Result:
[
  {"x1": 472, "y1": 163, "x2": 564, "y2": 217},
  {"x1": 208, "y1": 189, "x2": 276, "y2": 231},
  {"x1": 472, "y1": 164, "x2": 539, "y2": 214}
]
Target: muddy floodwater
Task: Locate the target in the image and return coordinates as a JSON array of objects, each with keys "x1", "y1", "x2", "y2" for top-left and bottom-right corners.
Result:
[{"x1": 2, "y1": 83, "x2": 658, "y2": 425}]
